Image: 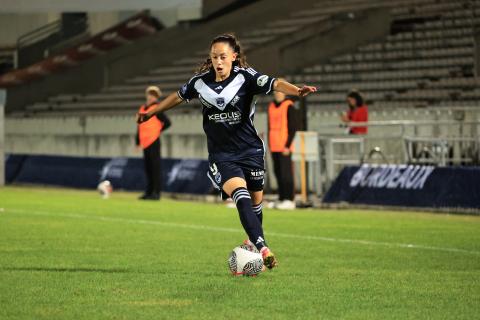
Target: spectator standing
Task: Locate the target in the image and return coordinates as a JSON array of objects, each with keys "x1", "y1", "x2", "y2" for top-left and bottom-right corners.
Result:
[
  {"x1": 136, "y1": 86, "x2": 171, "y2": 200},
  {"x1": 341, "y1": 90, "x2": 368, "y2": 134},
  {"x1": 267, "y1": 86, "x2": 297, "y2": 210}
]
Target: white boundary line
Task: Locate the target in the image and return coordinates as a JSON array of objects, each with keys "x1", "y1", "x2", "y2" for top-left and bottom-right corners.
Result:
[{"x1": 4, "y1": 208, "x2": 480, "y2": 256}]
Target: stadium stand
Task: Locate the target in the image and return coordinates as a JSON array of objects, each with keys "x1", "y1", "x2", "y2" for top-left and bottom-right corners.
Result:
[
  {"x1": 9, "y1": 0, "x2": 328, "y2": 116},
  {"x1": 4, "y1": 0, "x2": 480, "y2": 194},
  {"x1": 290, "y1": 0, "x2": 479, "y2": 109},
  {"x1": 0, "y1": 11, "x2": 158, "y2": 89},
  {"x1": 6, "y1": 0, "x2": 478, "y2": 118}
]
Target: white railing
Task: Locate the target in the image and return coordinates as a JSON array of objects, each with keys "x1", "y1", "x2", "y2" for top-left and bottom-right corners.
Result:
[{"x1": 314, "y1": 120, "x2": 480, "y2": 193}]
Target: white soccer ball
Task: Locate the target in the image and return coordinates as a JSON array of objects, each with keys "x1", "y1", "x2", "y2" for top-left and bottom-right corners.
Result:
[
  {"x1": 228, "y1": 245, "x2": 264, "y2": 276},
  {"x1": 97, "y1": 180, "x2": 113, "y2": 199}
]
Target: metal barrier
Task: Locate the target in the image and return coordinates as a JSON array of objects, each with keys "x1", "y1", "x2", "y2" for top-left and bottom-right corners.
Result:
[
  {"x1": 315, "y1": 120, "x2": 480, "y2": 192},
  {"x1": 404, "y1": 136, "x2": 480, "y2": 166},
  {"x1": 314, "y1": 120, "x2": 480, "y2": 138},
  {"x1": 17, "y1": 20, "x2": 62, "y2": 49}
]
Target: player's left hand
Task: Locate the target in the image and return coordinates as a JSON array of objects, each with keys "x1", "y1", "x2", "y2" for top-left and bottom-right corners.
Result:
[{"x1": 298, "y1": 85, "x2": 317, "y2": 97}]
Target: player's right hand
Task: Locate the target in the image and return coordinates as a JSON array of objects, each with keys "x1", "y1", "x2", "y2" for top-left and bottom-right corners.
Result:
[{"x1": 298, "y1": 85, "x2": 317, "y2": 97}]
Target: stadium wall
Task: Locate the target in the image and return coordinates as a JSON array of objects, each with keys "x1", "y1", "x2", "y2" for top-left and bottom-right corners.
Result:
[
  {"x1": 6, "y1": 106, "x2": 479, "y2": 192},
  {"x1": 4, "y1": 114, "x2": 207, "y2": 158},
  {"x1": 0, "y1": 13, "x2": 61, "y2": 46},
  {"x1": 6, "y1": 107, "x2": 479, "y2": 158}
]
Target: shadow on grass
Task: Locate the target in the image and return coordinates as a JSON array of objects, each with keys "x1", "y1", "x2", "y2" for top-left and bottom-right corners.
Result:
[{"x1": 1, "y1": 267, "x2": 132, "y2": 273}]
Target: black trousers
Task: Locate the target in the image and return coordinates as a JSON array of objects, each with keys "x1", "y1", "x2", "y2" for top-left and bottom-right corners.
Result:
[
  {"x1": 143, "y1": 138, "x2": 161, "y2": 196},
  {"x1": 271, "y1": 152, "x2": 294, "y2": 201}
]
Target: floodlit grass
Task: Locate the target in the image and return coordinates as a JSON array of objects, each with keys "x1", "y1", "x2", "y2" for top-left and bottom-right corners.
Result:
[{"x1": 0, "y1": 186, "x2": 479, "y2": 319}]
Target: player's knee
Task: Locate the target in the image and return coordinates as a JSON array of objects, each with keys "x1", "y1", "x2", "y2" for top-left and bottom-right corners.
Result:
[
  {"x1": 223, "y1": 177, "x2": 247, "y2": 197},
  {"x1": 249, "y1": 190, "x2": 263, "y2": 205}
]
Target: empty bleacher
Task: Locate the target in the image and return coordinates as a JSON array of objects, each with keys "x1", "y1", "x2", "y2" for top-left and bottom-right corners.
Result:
[
  {"x1": 12, "y1": 0, "x2": 480, "y2": 117},
  {"x1": 290, "y1": 0, "x2": 479, "y2": 109}
]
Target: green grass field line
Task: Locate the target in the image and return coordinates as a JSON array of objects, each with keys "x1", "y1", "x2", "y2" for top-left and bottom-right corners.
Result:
[
  {"x1": 7, "y1": 207, "x2": 480, "y2": 256},
  {"x1": 1, "y1": 186, "x2": 479, "y2": 319}
]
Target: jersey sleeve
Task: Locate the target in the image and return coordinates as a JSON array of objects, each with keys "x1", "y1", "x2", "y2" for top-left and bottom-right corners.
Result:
[
  {"x1": 244, "y1": 67, "x2": 276, "y2": 95},
  {"x1": 177, "y1": 76, "x2": 199, "y2": 102}
]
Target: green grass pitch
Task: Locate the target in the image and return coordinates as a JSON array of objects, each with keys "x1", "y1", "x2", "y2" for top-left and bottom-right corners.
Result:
[{"x1": 0, "y1": 186, "x2": 479, "y2": 319}]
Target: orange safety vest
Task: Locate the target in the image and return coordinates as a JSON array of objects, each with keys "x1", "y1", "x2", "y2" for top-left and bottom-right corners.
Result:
[
  {"x1": 138, "y1": 103, "x2": 164, "y2": 149},
  {"x1": 268, "y1": 99, "x2": 294, "y2": 152}
]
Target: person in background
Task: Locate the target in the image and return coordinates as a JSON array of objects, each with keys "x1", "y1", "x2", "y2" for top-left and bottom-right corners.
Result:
[
  {"x1": 340, "y1": 90, "x2": 368, "y2": 134},
  {"x1": 268, "y1": 81, "x2": 297, "y2": 210},
  {"x1": 136, "y1": 86, "x2": 171, "y2": 200}
]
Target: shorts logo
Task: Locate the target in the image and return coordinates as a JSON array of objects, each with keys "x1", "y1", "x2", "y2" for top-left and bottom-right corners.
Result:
[
  {"x1": 215, "y1": 172, "x2": 222, "y2": 184},
  {"x1": 210, "y1": 163, "x2": 222, "y2": 184},
  {"x1": 257, "y1": 75, "x2": 268, "y2": 87},
  {"x1": 216, "y1": 97, "x2": 225, "y2": 108},
  {"x1": 250, "y1": 169, "x2": 265, "y2": 183},
  {"x1": 250, "y1": 170, "x2": 264, "y2": 177}
]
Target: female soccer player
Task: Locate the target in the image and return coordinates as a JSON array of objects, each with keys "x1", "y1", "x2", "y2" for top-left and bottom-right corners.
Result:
[{"x1": 137, "y1": 33, "x2": 317, "y2": 269}]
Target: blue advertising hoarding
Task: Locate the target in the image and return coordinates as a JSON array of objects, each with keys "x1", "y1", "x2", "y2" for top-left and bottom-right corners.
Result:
[
  {"x1": 323, "y1": 164, "x2": 480, "y2": 209},
  {"x1": 5, "y1": 154, "x2": 212, "y2": 195}
]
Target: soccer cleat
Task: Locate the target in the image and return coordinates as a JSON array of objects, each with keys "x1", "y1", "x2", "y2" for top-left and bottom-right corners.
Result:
[
  {"x1": 260, "y1": 247, "x2": 278, "y2": 270},
  {"x1": 242, "y1": 239, "x2": 256, "y2": 250}
]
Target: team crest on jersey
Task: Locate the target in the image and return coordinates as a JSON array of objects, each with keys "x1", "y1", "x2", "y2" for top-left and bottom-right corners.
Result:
[{"x1": 216, "y1": 97, "x2": 225, "y2": 108}]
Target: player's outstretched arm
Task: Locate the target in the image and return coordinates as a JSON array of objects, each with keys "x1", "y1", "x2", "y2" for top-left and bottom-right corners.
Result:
[
  {"x1": 137, "y1": 92, "x2": 184, "y2": 123},
  {"x1": 273, "y1": 78, "x2": 317, "y2": 97}
]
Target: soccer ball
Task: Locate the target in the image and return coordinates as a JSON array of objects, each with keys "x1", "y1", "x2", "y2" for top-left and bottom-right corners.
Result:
[
  {"x1": 97, "y1": 180, "x2": 113, "y2": 199},
  {"x1": 228, "y1": 245, "x2": 264, "y2": 276}
]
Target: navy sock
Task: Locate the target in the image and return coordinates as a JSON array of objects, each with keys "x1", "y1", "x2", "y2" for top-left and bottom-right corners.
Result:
[
  {"x1": 232, "y1": 187, "x2": 267, "y2": 250},
  {"x1": 252, "y1": 203, "x2": 263, "y2": 225}
]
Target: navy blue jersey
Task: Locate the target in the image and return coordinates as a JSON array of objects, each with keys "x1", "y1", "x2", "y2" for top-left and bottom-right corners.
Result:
[{"x1": 177, "y1": 65, "x2": 276, "y2": 162}]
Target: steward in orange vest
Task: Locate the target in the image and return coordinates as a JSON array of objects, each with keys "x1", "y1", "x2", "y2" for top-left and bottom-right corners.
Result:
[
  {"x1": 267, "y1": 90, "x2": 297, "y2": 209},
  {"x1": 135, "y1": 86, "x2": 171, "y2": 200},
  {"x1": 137, "y1": 102, "x2": 168, "y2": 149},
  {"x1": 268, "y1": 99, "x2": 295, "y2": 153}
]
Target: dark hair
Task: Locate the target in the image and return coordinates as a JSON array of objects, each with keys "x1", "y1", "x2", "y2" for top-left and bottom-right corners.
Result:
[
  {"x1": 347, "y1": 90, "x2": 364, "y2": 107},
  {"x1": 196, "y1": 33, "x2": 249, "y2": 73}
]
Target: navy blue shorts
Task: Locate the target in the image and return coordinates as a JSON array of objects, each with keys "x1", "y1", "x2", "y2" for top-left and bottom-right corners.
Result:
[{"x1": 207, "y1": 156, "x2": 265, "y2": 198}]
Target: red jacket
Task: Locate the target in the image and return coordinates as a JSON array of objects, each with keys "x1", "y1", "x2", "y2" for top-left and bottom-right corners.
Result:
[{"x1": 347, "y1": 105, "x2": 368, "y2": 134}]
